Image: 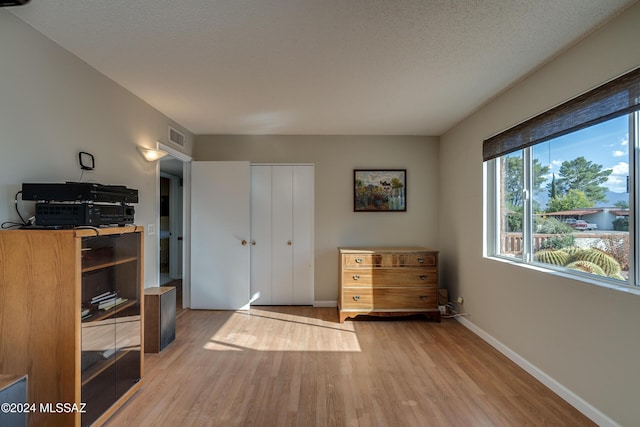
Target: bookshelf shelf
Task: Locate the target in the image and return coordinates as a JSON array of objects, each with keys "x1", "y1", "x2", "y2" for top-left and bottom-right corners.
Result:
[
  {"x1": 82, "y1": 256, "x2": 138, "y2": 273},
  {"x1": 82, "y1": 300, "x2": 137, "y2": 323}
]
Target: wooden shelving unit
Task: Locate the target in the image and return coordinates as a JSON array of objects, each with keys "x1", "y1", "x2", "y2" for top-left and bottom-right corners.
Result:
[{"x1": 0, "y1": 226, "x2": 144, "y2": 427}]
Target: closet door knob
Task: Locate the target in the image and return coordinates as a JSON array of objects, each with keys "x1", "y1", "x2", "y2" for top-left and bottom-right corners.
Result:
[
  {"x1": 287, "y1": 241, "x2": 292, "y2": 246},
  {"x1": 241, "y1": 240, "x2": 247, "y2": 246},
  {"x1": 251, "y1": 241, "x2": 256, "y2": 246}
]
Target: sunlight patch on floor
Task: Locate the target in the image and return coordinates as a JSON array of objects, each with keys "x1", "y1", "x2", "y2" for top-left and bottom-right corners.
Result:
[
  {"x1": 202, "y1": 308, "x2": 362, "y2": 352},
  {"x1": 202, "y1": 340, "x2": 243, "y2": 351}
]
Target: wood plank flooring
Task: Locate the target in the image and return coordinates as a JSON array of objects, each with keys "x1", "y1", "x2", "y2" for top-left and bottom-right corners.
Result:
[{"x1": 105, "y1": 307, "x2": 595, "y2": 426}]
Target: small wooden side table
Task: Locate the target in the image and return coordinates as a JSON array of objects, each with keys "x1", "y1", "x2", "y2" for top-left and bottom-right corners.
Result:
[{"x1": 144, "y1": 287, "x2": 176, "y2": 353}]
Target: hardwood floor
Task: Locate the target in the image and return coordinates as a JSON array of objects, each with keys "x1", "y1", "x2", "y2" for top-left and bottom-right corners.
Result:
[{"x1": 106, "y1": 307, "x2": 594, "y2": 426}]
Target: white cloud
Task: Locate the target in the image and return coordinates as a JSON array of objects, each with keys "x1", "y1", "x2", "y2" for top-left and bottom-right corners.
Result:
[
  {"x1": 549, "y1": 159, "x2": 562, "y2": 170},
  {"x1": 620, "y1": 134, "x2": 629, "y2": 146},
  {"x1": 607, "y1": 162, "x2": 629, "y2": 193},
  {"x1": 611, "y1": 162, "x2": 629, "y2": 175},
  {"x1": 611, "y1": 135, "x2": 628, "y2": 157}
]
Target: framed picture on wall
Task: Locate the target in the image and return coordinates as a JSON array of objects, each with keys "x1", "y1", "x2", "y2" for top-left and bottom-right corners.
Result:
[{"x1": 354, "y1": 169, "x2": 406, "y2": 212}]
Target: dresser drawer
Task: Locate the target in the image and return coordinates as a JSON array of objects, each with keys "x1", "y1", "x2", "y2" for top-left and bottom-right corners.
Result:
[
  {"x1": 342, "y1": 288, "x2": 437, "y2": 310},
  {"x1": 342, "y1": 252, "x2": 436, "y2": 267},
  {"x1": 342, "y1": 268, "x2": 437, "y2": 287}
]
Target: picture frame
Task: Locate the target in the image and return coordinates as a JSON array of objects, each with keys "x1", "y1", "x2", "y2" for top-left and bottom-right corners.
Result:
[{"x1": 354, "y1": 169, "x2": 406, "y2": 212}]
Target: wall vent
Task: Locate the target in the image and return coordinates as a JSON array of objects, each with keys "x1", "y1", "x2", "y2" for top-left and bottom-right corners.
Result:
[{"x1": 168, "y1": 126, "x2": 185, "y2": 148}]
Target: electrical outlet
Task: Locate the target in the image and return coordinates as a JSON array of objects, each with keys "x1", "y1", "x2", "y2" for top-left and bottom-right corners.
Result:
[{"x1": 457, "y1": 296, "x2": 464, "y2": 304}]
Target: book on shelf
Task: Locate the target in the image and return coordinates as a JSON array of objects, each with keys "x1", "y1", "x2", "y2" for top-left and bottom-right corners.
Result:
[
  {"x1": 97, "y1": 296, "x2": 118, "y2": 309},
  {"x1": 99, "y1": 297, "x2": 128, "y2": 311},
  {"x1": 102, "y1": 348, "x2": 117, "y2": 359},
  {"x1": 91, "y1": 291, "x2": 117, "y2": 304}
]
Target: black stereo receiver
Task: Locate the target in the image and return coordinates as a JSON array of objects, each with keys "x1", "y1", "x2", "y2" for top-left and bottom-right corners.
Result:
[
  {"x1": 22, "y1": 182, "x2": 138, "y2": 204},
  {"x1": 35, "y1": 203, "x2": 135, "y2": 227}
]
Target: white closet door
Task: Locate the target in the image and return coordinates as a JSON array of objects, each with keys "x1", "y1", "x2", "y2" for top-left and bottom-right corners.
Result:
[
  {"x1": 191, "y1": 161, "x2": 251, "y2": 310},
  {"x1": 292, "y1": 165, "x2": 314, "y2": 305},
  {"x1": 271, "y1": 165, "x2": 294, "y2": 304},
  {"x1": 250, "y1": 165, "x2": 272, "y2": 304},
  {"x1": 249, "y1": 164, "x2": 314, "y2": 306}
]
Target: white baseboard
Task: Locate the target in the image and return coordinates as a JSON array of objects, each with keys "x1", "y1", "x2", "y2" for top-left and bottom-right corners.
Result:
[
  {"x1": 313, "y1": 300, "x2": 337, "y2": 308},
  {"x1": 456, "y1": 316, "x2": 619, "y2": 427}
]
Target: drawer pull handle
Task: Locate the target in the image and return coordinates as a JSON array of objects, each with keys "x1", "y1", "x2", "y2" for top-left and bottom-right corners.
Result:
[
  {"x1": 352, "y1": 295, "x2": 360, "y2": 301},
  {"x1": 419, "y1": 275, "x2": 428, "y2": 280},
  {"x1": 352, "y1": 275, "x2": 360, "y2": 280},
  {"x1": 355, "y1": 258, "x2": 363, "y2": 264},
  {"x1": 418, "y1": 258, "x2": 425, "y2": 263},
  {"x1": 420, "y1": 295, "x2": 428, "y2": 301}
]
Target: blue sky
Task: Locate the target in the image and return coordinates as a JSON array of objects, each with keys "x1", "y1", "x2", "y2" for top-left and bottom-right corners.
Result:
[{"x1": 532, "y1": 115, "x2": 630, "y2": 194}]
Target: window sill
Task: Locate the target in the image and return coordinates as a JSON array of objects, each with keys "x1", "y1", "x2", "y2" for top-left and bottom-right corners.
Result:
[{"x1": 485, "y1": 255, "x2": 640, "y2": 297}]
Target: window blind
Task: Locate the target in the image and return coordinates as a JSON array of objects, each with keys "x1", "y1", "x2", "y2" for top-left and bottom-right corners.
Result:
[{"x1": 483, "y1": 66, "x2": 640, "y2": 162}]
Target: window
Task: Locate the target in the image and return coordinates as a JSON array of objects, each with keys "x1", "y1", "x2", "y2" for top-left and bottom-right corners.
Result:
[{"x1": 485, "y1": 67, "x2": 640, "y2": 288}]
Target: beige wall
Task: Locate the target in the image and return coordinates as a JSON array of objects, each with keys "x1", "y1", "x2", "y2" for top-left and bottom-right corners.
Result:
[
  {"x1": 194, "y1": 135, "x2": 439, "y2": 301},
  {"x1": 0, "y1": 11, "x2": 193, "y2": 288},
  {"x1": 5, "y1": 2, "x2": 640, "y2": 423},
  {"x1": 439, "y1": 3, "x2": 640, "y2": 425}
]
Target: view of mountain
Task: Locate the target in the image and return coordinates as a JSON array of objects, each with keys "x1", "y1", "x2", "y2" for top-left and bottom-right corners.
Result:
[
  {"x1": 535, "y1": 191, "x2": 628, "y2": 209},
  {"x1": 596, "y1": 191, "x2": 629, "y2": 207}
]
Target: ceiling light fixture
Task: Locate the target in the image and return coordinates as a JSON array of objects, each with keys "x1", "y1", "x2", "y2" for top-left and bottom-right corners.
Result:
[{"x1": 137, "y1": 145, "x2": 169, "y2": 162}]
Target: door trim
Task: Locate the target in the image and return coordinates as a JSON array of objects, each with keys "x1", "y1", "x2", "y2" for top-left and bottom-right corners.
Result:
[{"x1": 157, "y1": 142, "x2": 192, "y2": 308}]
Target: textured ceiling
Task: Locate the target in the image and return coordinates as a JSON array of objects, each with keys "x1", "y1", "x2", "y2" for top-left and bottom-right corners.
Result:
[{"x1": 9, "y1": 0, "x2": 636, "y2": 135}]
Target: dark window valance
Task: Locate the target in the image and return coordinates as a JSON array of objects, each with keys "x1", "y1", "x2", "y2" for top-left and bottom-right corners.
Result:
[{"x1": 483, "y1": 66, "x2": 640, "y2": 162}]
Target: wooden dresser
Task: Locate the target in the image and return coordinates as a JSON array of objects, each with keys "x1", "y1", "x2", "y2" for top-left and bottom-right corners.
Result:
[{"x1": 338, "y1": 247, "x2": 440, "y2": 323}]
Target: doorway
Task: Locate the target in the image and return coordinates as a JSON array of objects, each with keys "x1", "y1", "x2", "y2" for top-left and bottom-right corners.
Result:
[
  {"x1": 157, "y1": 142, "x2": 192, "y2": 309},
  {"x1": 158, "y1": 171, "x2": 181, "y2": 285}
]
